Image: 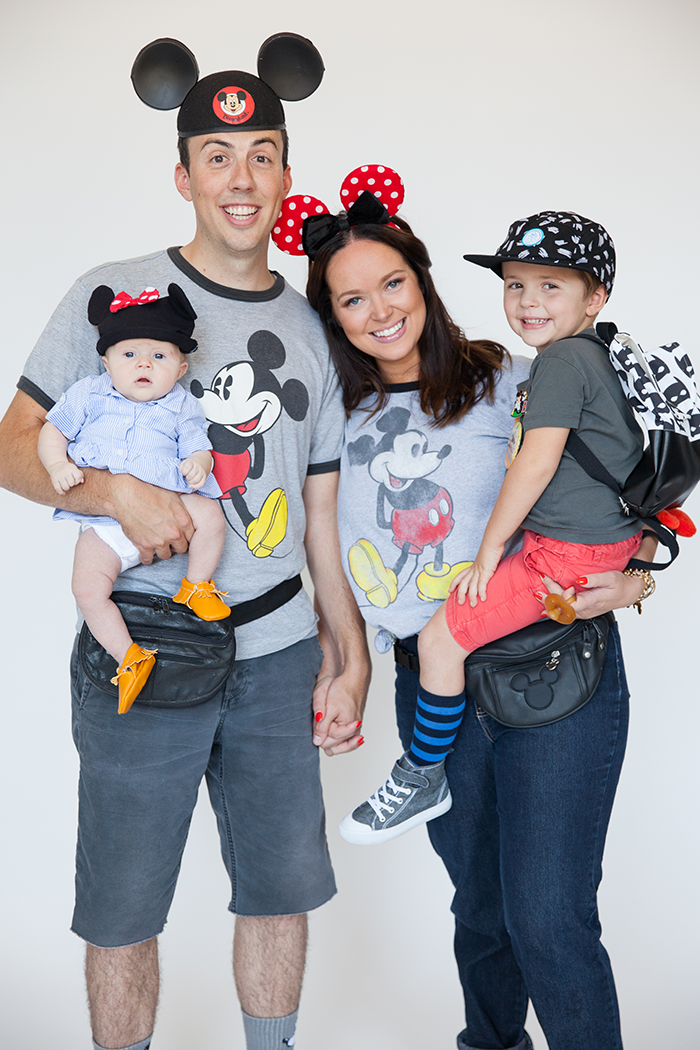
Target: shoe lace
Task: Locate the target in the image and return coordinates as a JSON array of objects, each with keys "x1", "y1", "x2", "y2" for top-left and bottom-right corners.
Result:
[
  {"x1": 192, "y1": 581, "x2": 229, "y2": 600},
  {"x1": 367, "y1": 774, "x2": 412, "y2": 821}
]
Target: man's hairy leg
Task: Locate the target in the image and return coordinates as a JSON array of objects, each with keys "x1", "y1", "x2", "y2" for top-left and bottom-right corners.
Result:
[
  {"x1": 86, "y1": 939, "x2": 158, "y2": 1049},
  {"x1": 233, "y1": 914, "x2": 307, "y2": 1017}
]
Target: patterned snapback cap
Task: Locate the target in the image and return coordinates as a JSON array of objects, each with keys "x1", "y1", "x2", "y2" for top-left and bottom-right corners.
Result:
[{"x1": 464, "y1": 211, "x2": 615, "y2": 294}]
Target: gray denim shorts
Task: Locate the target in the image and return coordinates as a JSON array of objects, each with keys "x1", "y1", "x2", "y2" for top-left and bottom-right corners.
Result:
[{"x1": 69, "y1": 634, "x2": 336, "y2": 948}]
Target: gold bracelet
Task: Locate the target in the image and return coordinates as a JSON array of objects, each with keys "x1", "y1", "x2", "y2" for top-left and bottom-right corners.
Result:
[{"x1": 622, "y1": 567, "x2": 656, "y2": 614}]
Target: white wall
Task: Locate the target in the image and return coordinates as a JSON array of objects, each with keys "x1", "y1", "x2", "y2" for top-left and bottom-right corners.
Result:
[{"x1": 1, "y1": 1, "x2": 698, "y2": 1047}]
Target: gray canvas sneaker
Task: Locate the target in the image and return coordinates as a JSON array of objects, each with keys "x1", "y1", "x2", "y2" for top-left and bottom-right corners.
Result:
[{"x1": 339, "y1": 752, "x2": 452, "y2": 845}]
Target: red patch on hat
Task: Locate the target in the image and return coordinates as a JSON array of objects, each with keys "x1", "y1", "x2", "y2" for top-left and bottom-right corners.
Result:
[
  {"x1": 340, "y1": 165, "x2": 404, "y2": 215},
  {"x1": 213, "y1": 86, "x2": 255, "y2": 126},
  {"x1": 272, "y1": 195, "x2": 329, "y2": 255}
]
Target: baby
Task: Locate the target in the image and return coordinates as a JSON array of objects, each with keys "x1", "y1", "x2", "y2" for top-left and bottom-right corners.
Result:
[
  {"x1": 341, "y1": 211, "x2": 645, "y2": 844},
  {"x1": 38, "y1": 283, "x2": 228, "y2": 714}
]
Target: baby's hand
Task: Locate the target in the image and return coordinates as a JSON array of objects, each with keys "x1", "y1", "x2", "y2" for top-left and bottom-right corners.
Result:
[
  {"x1": 179, "y1": 457, "x2": 207, "y2": 490},
  {"x1": 48, "y1": 461, "x2": 84, "y2": 494}
]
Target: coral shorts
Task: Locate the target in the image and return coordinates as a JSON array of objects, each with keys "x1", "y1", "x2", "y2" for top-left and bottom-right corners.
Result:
[{"x1": 445, "y1": 529, "x2": 642, "y2": 653}]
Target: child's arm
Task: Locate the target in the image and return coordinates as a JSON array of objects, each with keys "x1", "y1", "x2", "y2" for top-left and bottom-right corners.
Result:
[
  {"x1": 453, "y1": 426, "x2": 569, "y2": 605},
  {"x1": 179, "y1": 450, "x2": 214, "y2": 491},
  {"x1": 37, "y1": 420, "x2": 85, "y2": 494}
]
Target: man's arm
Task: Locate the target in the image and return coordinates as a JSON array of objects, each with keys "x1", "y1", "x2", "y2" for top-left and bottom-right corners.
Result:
[
  {"x1": 302, "y1": 470, "x2": 371, "y2": 757},
  {"x1": 0, "y1": 390, "x2": 194, "y2": 563}
]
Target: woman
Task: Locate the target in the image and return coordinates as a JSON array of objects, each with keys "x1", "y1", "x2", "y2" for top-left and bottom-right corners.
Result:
[{"x1": 306, "y1": 201, "x2": 654, "y2": 1050}]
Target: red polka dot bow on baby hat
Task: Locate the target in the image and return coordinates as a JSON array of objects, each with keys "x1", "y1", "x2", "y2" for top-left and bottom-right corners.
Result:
[
  {"x1": 109, "y1": 288, "x2": 161, "y2": 313},
  {"x1": 272, "y1": 164, "x2": 405, "y2": 260}
]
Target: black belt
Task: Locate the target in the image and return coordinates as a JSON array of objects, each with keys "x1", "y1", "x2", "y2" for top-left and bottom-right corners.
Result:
[
  {"x1": 394, "y1": 640, "x2": 420, "y2": 674},
  {"x1": 228, "y1": 573, "x2": 303, "y2": 627}
]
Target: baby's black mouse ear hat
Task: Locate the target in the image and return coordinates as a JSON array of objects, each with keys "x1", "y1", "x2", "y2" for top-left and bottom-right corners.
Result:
[
  {"x1": 87, "y1": 283, "x2": 198, "y2": 356},
  {"x1": 131, "y1": 33, "x2": 324, "y2": 137}
]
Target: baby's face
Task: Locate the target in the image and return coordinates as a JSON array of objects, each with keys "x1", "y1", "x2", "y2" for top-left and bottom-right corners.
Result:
[{"x1": 103, "y1": 338, "x2": 187, "y2": 402}]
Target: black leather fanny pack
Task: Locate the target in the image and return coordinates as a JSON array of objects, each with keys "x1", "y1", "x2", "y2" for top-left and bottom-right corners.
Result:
[
  {"x1": 394, "y1": 612, "x2": 613, "y2": 728},
  {"x1": 79, "y1": 575, "x2": 302, "y2": 708}
]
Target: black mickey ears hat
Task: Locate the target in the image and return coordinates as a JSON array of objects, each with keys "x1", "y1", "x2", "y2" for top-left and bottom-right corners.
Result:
[
  {"x1": 88, "y1": 284, "x2": 198, "y2": 356},
  {"x1": 131, "y1": 33, "x2": 324, "y2": 137},
  {"x1": 464, "y1": 211, "x2": 616, "y2": 295}
]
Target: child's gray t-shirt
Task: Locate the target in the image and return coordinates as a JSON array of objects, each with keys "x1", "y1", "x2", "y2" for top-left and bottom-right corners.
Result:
[{"x1": 519, "y1": 330, "x2": 644, "y2": 543}]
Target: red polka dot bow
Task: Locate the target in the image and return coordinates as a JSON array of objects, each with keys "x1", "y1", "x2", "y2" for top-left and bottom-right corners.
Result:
[
  {"x1": 109, "y1": 288, "x2": 161, "y2": 313},
  {"x1": 272, "y1": 164, "x2": 405, "y2": 259}
]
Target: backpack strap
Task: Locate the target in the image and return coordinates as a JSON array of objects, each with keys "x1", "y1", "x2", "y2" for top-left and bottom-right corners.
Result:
[{"x1": 565, "y1": 431, "x2": 679, "y2": 569}]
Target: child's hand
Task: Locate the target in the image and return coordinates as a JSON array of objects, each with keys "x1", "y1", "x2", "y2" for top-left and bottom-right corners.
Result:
[
  {"x1": 48, "y1": 461, "x2": 84, "y2": 494},
  {"x1": 179, "y1": 457, "x2": 207, "y2": 490},
  {"x1": 454, "y1": 545, "x2": 503, "y2": 607}
]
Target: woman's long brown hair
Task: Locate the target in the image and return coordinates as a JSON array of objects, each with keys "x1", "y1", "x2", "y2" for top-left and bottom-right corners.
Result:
[{"x1": 306, "y1": 218, "x2": 509, "y2": 427}]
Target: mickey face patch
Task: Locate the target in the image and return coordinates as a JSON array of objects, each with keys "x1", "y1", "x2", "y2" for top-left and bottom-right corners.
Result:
[{"x1": 214, "y1": 86, "x2": 255, "y2": 125}]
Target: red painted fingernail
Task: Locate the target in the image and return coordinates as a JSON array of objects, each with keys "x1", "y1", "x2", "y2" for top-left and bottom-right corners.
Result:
[
  {"x1": 533, "y1": 591, "x2": 544, "y2": 600},
  {"x1": 358, "y1": 736, "x2": 365, "y2": 746},
  {"x1": 356, "y1": 720, "x2": 362, "y2": 728},
  {"x1": 576, "y1": 577, "x2": 588, "y2": 585},
  {"x1": 315, "y1": 711, "x2": 323, "y2": 722}
]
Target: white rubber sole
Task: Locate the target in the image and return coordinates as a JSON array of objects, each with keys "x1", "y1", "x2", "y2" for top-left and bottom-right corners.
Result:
[{"x1": 338, "y1": 791, "x2": 453, "y2": 845}]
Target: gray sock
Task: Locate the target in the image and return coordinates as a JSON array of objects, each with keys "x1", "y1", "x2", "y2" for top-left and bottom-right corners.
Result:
[
  {"x1": 93, "y1": 1038, "x2": 152, "y2": 1050},
  {"x1": 241, "y1": 1009, "x2": 298, "y2": 1049}
]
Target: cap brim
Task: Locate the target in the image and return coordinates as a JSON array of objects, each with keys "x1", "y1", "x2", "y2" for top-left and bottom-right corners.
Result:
[{"x1": 463, "y1": 254, "x2": 504, "y2": 278}]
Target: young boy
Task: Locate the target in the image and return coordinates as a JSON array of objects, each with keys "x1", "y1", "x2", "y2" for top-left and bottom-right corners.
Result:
[
  {"x1": 38, "y1": 282, "x2": 229, "y2": 714},
  {"x1": 340, "y1": 211, "x2": 645, "y2": 844}
]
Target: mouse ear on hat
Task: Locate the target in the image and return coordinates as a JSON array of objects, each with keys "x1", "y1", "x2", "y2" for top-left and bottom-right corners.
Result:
[
  {"x1": 257, "y1": 33, "x2": 324, "y2": 102},
  {"x1": 131, "y1": 38, "x2": 199, "y2": 110},
  {"x1": 272, "y1": 195, "x2": 330, "y2": 255},
  {"x1": 167, "y1": 283, "x2": 197, "y2": 322},
  {"x1": 340, "y1": 165, "x2": 405, "y2": 215},
  {"x1": 87, "y1": 285, "x2": 116, "y2": 326}
]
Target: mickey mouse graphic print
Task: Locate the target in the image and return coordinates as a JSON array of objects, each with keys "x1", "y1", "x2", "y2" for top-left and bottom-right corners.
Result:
[
  {"x1": 20, "y1": 247, "x2": 344, "y2": 662},
  {"x1": 336, "y1": 358, "x2": 531, "y2": 644}
]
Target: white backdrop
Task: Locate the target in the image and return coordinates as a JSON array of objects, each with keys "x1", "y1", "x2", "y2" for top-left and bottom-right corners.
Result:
[{"x1": 1, "y1": 2, "x2": 698, "y2": 1048}]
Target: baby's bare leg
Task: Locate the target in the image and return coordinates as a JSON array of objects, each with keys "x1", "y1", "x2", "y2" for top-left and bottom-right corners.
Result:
[
  {"x1": 179, "y1": 494, "x2": 225, "y2": 582},
  {"x1": 72, "y1": 528, "x2": 132, "y2": 664},
  {"x1": 417, "y1": 600, "x2": 471, "y2": 696}
]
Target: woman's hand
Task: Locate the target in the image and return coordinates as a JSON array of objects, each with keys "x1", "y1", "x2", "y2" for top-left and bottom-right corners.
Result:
[{"x1": 539, "y1": 570, "x2": 645, "y2": 618}]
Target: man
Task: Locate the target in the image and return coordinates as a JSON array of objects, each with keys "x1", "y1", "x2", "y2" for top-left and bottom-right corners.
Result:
[{"x1": 0, "y1": 46, "x2": 370, "y2": 1050}]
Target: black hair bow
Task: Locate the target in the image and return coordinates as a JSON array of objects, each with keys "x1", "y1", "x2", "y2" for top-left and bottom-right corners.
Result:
[{"x1": 302, "y1": 190, "x2": 393, "y2": 260}]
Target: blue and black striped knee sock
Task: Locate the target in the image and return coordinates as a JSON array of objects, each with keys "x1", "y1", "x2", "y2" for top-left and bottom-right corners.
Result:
[{"x1": 408, "y1": 686, "x2": 466, "y2": 766}]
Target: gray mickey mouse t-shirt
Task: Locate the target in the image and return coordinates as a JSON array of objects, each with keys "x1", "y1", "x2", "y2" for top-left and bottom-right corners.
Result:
[
  {"x1": 337, "y1": 358, "x2": 531, "y2": 642},
  {"x1": 20, "y1": 248, "x2": 344, "y2": 660}
]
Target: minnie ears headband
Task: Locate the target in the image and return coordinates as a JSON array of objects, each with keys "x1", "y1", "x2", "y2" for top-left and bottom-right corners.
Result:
[
  {"x1": 272, "y1": 164, "x2": 405, "y2": 260},
  {"x1": 131, "y1": 33, "x2": 324, "y2": 136}
]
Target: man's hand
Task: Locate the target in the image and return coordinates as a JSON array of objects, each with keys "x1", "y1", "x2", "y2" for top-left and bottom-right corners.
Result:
[
  {"x1": 109, "y1": 473, "x2": 194, "y2": 564},
  {"x1": 312, "y1": 668, "x2": 366, "y2": 757},
  {"x1": 303, "y1": 471, "x2": 371, "y2": 756},
  {"x1": 0, "y1": 391, "x2": 194, "y2": 565}
]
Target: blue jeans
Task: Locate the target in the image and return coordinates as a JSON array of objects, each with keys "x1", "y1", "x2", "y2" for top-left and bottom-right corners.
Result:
[{"x1": 394, "y1": 624, "x2": 629, "y2": 1050}]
